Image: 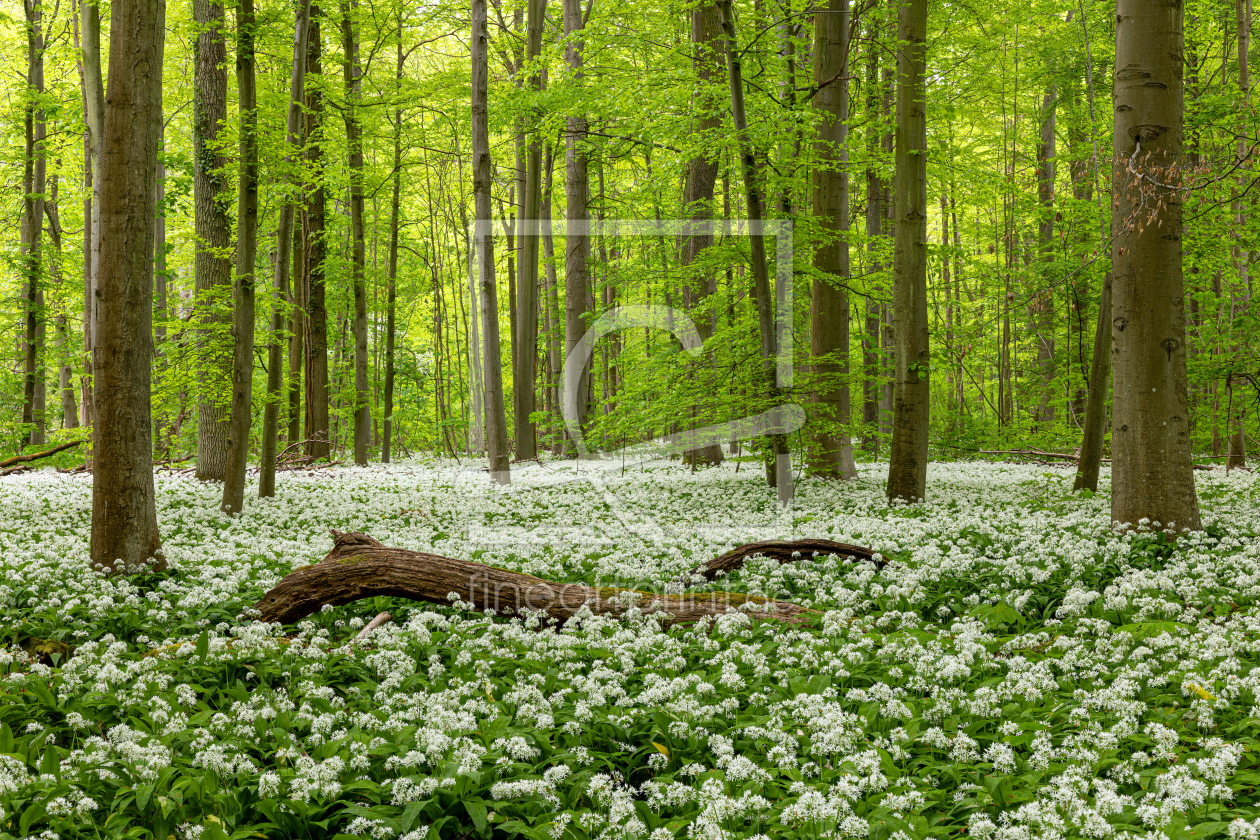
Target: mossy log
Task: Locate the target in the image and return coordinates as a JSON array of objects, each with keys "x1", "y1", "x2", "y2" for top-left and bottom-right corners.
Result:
[
  {"x1": 253, "y1": 531, "x2": 820, "y2": 627},
  {"x1": 677, "y1": 538, "x2": 882, "y2": 586}
]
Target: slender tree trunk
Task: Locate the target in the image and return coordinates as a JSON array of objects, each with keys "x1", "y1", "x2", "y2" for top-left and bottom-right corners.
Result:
[
  {"x1": 46, "y1": 174, "x2": 79, "y2": 429},
  {"x1": 1110, "y1": 0, "x2": 1200, "y2": 531},
  {"x1": 22, "y1": 0, "x2": 47, "y2": 449},
  {"x1": 154, "y1": 138, "x2": 168, "y2": 455},
  {"x1": 1073, "y1": 273, "x2": 1111, "y2": 492},
  {"x1": 383, "y1": 20, "x2": 403, "y2": 464},
  {"x1": 885, "y1": 0, "x2": 930, "y2": 503},
  {"x1": 223, "y1": 0, "x2": 258, "y2": 513},
  {"x1": 288, "y1": 212, "x2": 305, "y2": 444},
  {"x1": 260, "y1": 0, "x2": 311, "y2": 496},
  {"x1": 807, "y1": 0, "x2": 858, "y2": 480},
  {"x1": 562, "y1": 0, "x2": 592, "y2": 458},
  {"x1": 717, "y1": 0, "x2": 792, "y2": 501},
  {"x1": 80, "y1": 0, "x2": 104, "y2": 440},
  {"x1": 192, "y1": 0, "x2": 233, "y2": 480},
  {"x1": 862, "y1": 21, "x2": 886, "y2": 454},
  {"x1": 1228, "y1": 0, "x2": 1250, "y2": 469},
  {"x1": 341, "y1": 0, "x2": 370, "y2": 466},
  {"x1": 91, "y1": 0, "x2": 165, "y2": 572},
  {"x1": 1035, "y1": 84, "x2": 1056, "y2": 426},
  {"x1": 472, "y1": 0, "x2": 510, "y2": 483},
  {"x1": 304, "y1": 6, "x2": 331, "y2": 460},
  {"x1": 514, "y1": 0, "x2": 547, "y2": 462}
]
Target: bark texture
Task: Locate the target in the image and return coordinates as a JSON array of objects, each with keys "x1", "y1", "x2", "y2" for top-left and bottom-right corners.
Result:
[
  {"x1": 885, "y1": 0, "x2": 930, "y2": 503},
  {"x1": 808, "y1": 0, "x2": 858, "y2": 480},
  {"x1": 1073, "y1": 273, "x2": 1112, "y2": 492},
  {"x1": 342, "y1": 0, "x2": 370, "y2": 466},
  {"x1": 563, "y1": 0, "x2": 591, "y2": 456},
  {"x1": 254, "y1": 531, "x2": 817, "y2": 627},
  {"x1": 304, "y1": 5, "x2": 331, "y2": 461},
  {"x1": 1110, "y1": 0, "x2": 1200, "y2": 531},
  {"x1": 91, "y1": 0, "x2": 165, "y2": 572},
  {"x1": 678, "y1": 538, "x2": 881, "y2": 586},
  {"x1": 192, "y1": 0, "x2": 233, "y2": 481},
  {"x1": 472, "y1": 0, "x2": 511, "y2": 483}
]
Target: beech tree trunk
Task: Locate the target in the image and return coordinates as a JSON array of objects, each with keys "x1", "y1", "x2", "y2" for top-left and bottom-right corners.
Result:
[
  {"x1": 885, "y1": 0, "x2": 930, "y2": 503},
  {"x1": 383, "y1": 19, "x2": 403, "y2": 464},
  {"x1": 260, "y1": 0, "x2": 311, "y2": 497},
  {"x1": 1227, "y1": 0, "x2": 1250, "y2": 470},
  {"x1": 192, "y1": 0, "x2": 233, "y2": 481},
  {"x1": 22, "y1": 0, "x2": 47, "y2": 449},
  {"x1": 472, "y1": 0, "x2": 510, "y2": 483},
  {"x1": 807, "y1": 0, "x2": 858, "y2": 480},
  {"x1": 513, "y1": 0, "x2": 547, "y2": 462},
  {"x1": 717, "y1": 0, "x2": 792, "y2": 501},
  {"x1": 304, "y1": 5, "x2": 331, "y2": 461},
  {"x1": 680, "y1": 1, "x2": 726, "y2": 469},
  {"x1": 562, "y1": 0, "x2": 592, "y2": 457},
  {"x1": 862, "y1": 23, "x2": 888, "y2": 454},
  {"x1": 342, "y1": 0, "x2": 370, "y2": 467},
  {"x1": 254, "y1": 531, "x2": 820, "y2": 627},
  {"x1": 79, "y1": 0, "x2": 104, "y2": 438},
  {"x1": 47, "y1": 176, "x2": 79, "y2": 429},
  {"x1": 223, "y1": 0, "x2": 258, "y2": 514},
  {"x1": 1073, "y1": 273, "x2": 1111, "y2": 492},
  {"x1": 1034, "y1": 84, "x2": 1056, "y2": 427},
  {"x1": 91, "y1": 0, "x2": 165, "y2": 572},
  {"x1": 1110, "y1": 0, "x2": 1200, "y2": 531}
]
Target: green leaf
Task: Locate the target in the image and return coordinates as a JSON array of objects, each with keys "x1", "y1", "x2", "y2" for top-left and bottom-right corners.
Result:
[
  {"x1": 195, "y1": 630, "x2": 209, "y2": 660},
  {"x1": 464, "y1": 798, "x2": 488, "y2": 832}
]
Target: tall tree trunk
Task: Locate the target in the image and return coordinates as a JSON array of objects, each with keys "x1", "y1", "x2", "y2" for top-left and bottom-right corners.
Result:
[
  {"x1": 1034, "y1": 84, "x2": 1056, "y2": 426},
  {"x1": 885, "y1": 0, "x2": 930, "y2": 503},
  {"x1": 260, "y1": 0, "x2": 311, "y2": 496},
  {"x1": 153, "y1": 136, "x2": 168, "y2": 455},
  {"x1": 304, "y1": 5, "x2": 331, "y2": 460},
  {"x1": 91, "y1": 0, "x2": 165, "y2": 572},
  {"x1": 1110, "y1": 0, "x2": 1200, "y2": 531},
  {"x1": 192, "y1": 0, "x2": 233, "y2": 480},
  {"x1": 223, "y1": 0, "x2": 258, "y2": 513},
  {"x1": 717, "y1": 0, "x2": 792, "y2": 501},
  {"x1": 22, "y1": 0, "x2": 47, "y2": 449},
  {"x1": 288, "y1": 209, "x2": 305, "y2": 444},
  {"x1": 342, "y1": 0, "x2": 370, "y2": 466},
  {"x1": 679, "y1": 1, "x2": 726, "y2": 469},
  {"x1": 1073, "y1": 273, "x2": 1111, "y2": 492},
  {"x1": 807, "y1": 0, "x2": 858, "y2": 480},
  {"x1": 472, "y1": 0, "x2": 510, "y2": 483},
  {"x1": 383, "y1": 18, "x2": 403, "y2": 464},
  {"x1": 562, "y1": 0, "x2": 592, "y2": 458},
  {"x1": 1228, "y1": 0, "x2": 1250, "y2": 470},
  {"x1": 514, "y1": 0, "x2": 546, "y2": 462},
  {"x1": 862, "y1": 21, "x2": 887, "y2": 454},
  {"x1": 46, "y1": 173, "x2": 79, "y2": 429},
  {"x1": 80, "y1": 0, "x2": 104, "y2": 439}
]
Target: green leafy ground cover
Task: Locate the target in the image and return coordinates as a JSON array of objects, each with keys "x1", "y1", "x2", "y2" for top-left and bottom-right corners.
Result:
[{"x1": 1, "y1": 459, "x2": 1258, "y2": 840}]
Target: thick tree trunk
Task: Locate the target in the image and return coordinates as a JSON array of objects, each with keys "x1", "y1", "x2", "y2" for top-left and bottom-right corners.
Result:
[
  {"x1": 1110, "y1": 0, "x2": 1200, "y2": 531},
  {"x1": 679, "y1": 1, "x2": 726, "y2": 469},
  {"x1": 383, "y1": 22, "x2": 402, "y2": 464},
  {"x1": 472, "y1": 0, "x2": 510, "y2": 483},
  {"x1": 260, "y1": 0, "x2": 311, "y2": 497},
  {"x1": 807, "y1": 0, "x2": 858, "y2": 480},
  {"x1": 562, "y1": 0, "x2": 592, "y2": 458},
  {"x1": 304, "y1": 5, "x2": 331, "y2": 461},
  {"x1": 91, "y1": 0, "x2": 165, "y2": 573},
  {"x1": 1073, "y1": 273, "x2": 1111, "y2": 492},
  {"x1": 717, "y1": 0, "x2": 792, "y2": 501},
  {"x1": 192, "y1": 0, "x2": 233, "y2": 481},
  {"x1": 342, "y1": 0, "x2": 370, "y2": 467},
  {"x1": 885, "y1": 0, "x2": 930, "y2": 503},
  {"x1": 254, "y1": 531, "x2": 819, "y2": 627},
  {"x1": 513, "y1": 0, "x2": 546, "y2": 462},
  {"x1": 222, "y1": 0, "x2": 258, "y2": 514}
]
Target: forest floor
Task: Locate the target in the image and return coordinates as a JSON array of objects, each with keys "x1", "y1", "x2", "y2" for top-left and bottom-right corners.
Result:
[{"x1": 1, "y1": 457, "x2": 1258, "y2": 840}]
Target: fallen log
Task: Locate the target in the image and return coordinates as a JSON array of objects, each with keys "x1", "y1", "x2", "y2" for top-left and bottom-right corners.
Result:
[
  {"x1": 0, "y1": 440, "x2": 82, "y2": 470},
  {"x1": 253, "y1": 531, "x2": 819, "y2": 627},
  {"x1": 676, "y1": 538, "x2": 883, "y2": 586}
]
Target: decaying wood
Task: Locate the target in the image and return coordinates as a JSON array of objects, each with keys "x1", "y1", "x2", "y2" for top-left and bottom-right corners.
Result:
[
  {"x1": 678, "y1": 538, "x2": 882, "y2": 586},
  {"x1": 0, "y1": 440, "x2": 81, "y2": 470},
  {"x1": 253, "y1": 530, "x2": 822, "y2": 627}
]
